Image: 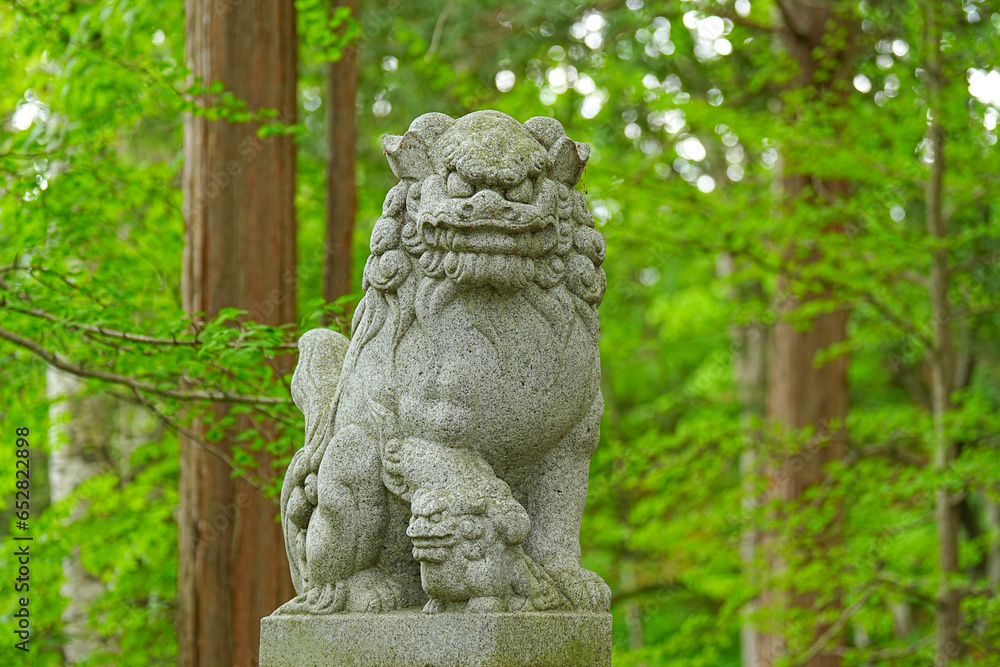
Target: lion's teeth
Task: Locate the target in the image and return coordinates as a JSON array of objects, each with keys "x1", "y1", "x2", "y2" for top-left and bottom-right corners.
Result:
[
  {"x1": 444, "y1": 251, "x2": 458, "y2": 275},
  {"x1": 527, "y1": 231, "x2": 541, "y2": 255},
  {"x1": 522, "y1": 257, "x2": 536, "y2": 282},
  {"x1": 461, "y1": 252, "x2": 477, "y2": 278}
]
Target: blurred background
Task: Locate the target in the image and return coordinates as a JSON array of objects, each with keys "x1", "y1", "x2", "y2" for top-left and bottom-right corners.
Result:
[{"x1": 2, "y1": 0, "x2": 1000, "y2": 665}]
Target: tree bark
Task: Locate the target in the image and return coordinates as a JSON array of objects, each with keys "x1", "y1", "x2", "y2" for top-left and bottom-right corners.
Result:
[
  {"x1": 180, "y1": 0, "x2": 298, "y2": 664},
  {"x1": 760, "y1": 305, "x2": 849, "y2": 667},
  {"x1": 757, "y1": 3, "x2": 854, "y2": 666},
  {"x1": 47, "y1": 370, "x2": 150, "y2": 664},
  {"x1": 323, "y1": 0, "x2": 359, "y2": 305}
]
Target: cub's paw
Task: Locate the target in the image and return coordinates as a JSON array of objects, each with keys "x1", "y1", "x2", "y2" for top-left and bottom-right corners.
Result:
[{"x1": 548, "y1": 566, "x2": 611, "y2": 612}]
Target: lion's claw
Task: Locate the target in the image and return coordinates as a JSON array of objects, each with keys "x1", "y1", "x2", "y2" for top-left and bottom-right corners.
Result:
[
  {"x1": 275, "y1": 581, "x2": 344, "y2": 615},
  {"x1": 549, "y1": 566, "x2": 611, "y2": 612},
  {"x1": 275, "y1": 568, "x2": 424, "y2": 615}
]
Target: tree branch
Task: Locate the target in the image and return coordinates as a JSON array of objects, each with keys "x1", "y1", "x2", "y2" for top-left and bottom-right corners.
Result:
[
  {"x1": 858, "y1": 292, "x2": 933, "y2": 351},
  {"x1": 0, "y1": 325, "x2": 291, "y2": 405},
  {"x1": 792, "y1": 587, "x2": 875, "y2": 666},
  {"x1": 611, "y1": 582, "x2": 686, "y2": 605},
  {"x1": 128, "y1": 388, "x2": 277, "y2": 500},
  {"x1": 0, "y1": 302, "x2": 298, "y2": 349},
  {"x1": 859, "y1": 635, "x2": 934, "y2": 660},
  {"x1": 424, "y1": 0, "x2": 456, "y2": 61},
  {"x1": 873, "y1": 572, "x2": 936, "y2": 605}
]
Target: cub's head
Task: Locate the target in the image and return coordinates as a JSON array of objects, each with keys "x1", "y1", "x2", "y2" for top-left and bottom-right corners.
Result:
[{"x1": 365, "y1": 110, "x2": 604, "y2": 302}]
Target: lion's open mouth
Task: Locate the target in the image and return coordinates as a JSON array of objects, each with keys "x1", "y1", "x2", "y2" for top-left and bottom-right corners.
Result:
[
  {"x1": 420, "y1": 208, "x2": 553, "y2": 234},
  {"x1": 418, "y1": 215, "x2": 558, "y2": 258}
]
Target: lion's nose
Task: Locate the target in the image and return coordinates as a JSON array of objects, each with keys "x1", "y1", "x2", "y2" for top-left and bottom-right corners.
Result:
[
  {"x1": 471, "y1": 188, "x2": 503, "y2": 215},
  {"x1": 470, "y1": 188, "x2": 518, "y2": 222}
]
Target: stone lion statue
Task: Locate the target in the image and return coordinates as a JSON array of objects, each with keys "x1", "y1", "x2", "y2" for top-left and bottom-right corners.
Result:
[{"x1": 277, "y1": 110, "x2": 609, "y2": 615}]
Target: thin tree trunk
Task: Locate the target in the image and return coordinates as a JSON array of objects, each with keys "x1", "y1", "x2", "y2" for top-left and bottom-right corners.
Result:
[
  {"x1": 621, "y1": 559, "x2": 645, "y2": 653},
  {"x1": 718, "y1": 254, "x2": 768, "y2": 667},
  {"x1": 738, "y1": 351, "x2": 766, "y2": 667},
  {"x1": 47, "y1": 369, "x2": 113, "y2": 664},
  {"x1": 180, "y1": 0, "x2": 298, "y2": 663},
  {"x1": 323, "y1": 0, "x2": 359, "y2": 305},
  {"x1": 47, "y1": 372, "x2": 153, "y2": 664},
  {"x1": 923, "y1": 5, "x2": 962, "y2": 663},
  {"x1": 891, "y1": 601, "x2": 915, "y2": 639},
  {"x1": 987, "y1": 494, "x2": 1000, "y2": 592}
]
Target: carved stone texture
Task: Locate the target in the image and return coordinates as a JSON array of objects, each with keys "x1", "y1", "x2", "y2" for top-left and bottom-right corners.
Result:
[{"x1": 273, "y1": 110, "x2": 610, "y2": 622}]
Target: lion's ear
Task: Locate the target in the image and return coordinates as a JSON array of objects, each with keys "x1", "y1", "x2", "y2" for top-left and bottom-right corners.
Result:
[
  {"x1": 381, "y1": 112, "x2": 455, "y2": 180},
  {"x1": 382, "y1": 131, "x2": 433, "y2": 180},
  {"x1": 407, "y1": 112, "x2": 454, "y2": 144},
  {"x1": 549, "y1": 135, "x2": 590, "y2": 186},
  {"x1": 523, "y1": 116, "x2": 565, "y2": 149}
]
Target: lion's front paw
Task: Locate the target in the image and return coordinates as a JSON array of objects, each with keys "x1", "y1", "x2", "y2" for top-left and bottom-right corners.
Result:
[
  {"x1": 275, "y1": 568, "x2": 424, "y2": 615},
  {"x1": 422, "y1": 597, "x2": 448, "y2": 614},
  {"x1": 274, "y1": 583, "x2": 342, "y2": 615},
  {"x1": 549, "y1": 566, "x2": 611, "y2": 612},
  {"x1": 339, "y1": 567, "x2": 423, "y2": 613}
]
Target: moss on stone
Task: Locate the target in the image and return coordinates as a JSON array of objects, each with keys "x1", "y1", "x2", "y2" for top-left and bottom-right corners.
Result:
[{"x1": 435, "y1": 111, "x2": 547, "y2": 187}]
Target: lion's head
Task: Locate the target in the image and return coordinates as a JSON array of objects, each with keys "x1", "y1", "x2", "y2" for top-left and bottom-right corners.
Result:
[{"x1": 362, "y1": 111, "x2": 605, "y2": 302}]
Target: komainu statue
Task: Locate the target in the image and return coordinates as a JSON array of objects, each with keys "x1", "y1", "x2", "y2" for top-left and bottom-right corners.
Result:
[{"x1": 277, "y1": 110, "x2": 609, "y2": 615}]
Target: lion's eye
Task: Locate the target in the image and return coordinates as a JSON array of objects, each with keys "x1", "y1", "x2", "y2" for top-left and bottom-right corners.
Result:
[
  {"x1": 506, "y1": 179, "x2": 533, "y2": 203},
  {"x1": 447, "y1": 171, "x2": 474, "y2": 198}
]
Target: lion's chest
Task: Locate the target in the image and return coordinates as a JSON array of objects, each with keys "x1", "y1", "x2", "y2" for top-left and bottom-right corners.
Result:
[{"x1": 388, "y1": 287, "x2": 598, "y2": 466}]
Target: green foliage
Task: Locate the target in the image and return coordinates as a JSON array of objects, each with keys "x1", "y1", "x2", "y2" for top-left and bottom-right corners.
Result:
[{"x1": 297, "y1": 0, "x2": 360, "y2": 64}]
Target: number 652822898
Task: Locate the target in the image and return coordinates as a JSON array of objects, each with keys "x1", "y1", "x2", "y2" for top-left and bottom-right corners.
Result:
[{"x1": 15, "y1": 427, "x2": 30, "y2": 528}]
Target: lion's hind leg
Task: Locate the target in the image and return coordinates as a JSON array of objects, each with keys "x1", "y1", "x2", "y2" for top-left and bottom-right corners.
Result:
[
  {"x1": 277, "y1": 424, "x2": 416, "y2": 613},
  {"x1": 517, "y1": 391, "x2": 611, "y2": 612}
]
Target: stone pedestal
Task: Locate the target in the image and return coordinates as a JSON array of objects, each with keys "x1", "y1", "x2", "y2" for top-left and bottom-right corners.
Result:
[{"x1": 259, "y1": 610, "x2": 612, "y2": 667}]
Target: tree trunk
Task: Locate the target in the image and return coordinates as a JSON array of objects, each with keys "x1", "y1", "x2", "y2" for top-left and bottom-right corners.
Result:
[
  {"x1": 47, "y1": 369, "x2": 113, "y2": 664},
  {"x1": 760, "y1": 306, "x2": 849, "y2": 667},
  {"x1": 180, "y1": 0, "x2": 298, "y2": 663},
  {"x1": 757, "y1": 3, "x2": 854, "y2": 666},
  {"x1": 47, "y1": 371, "x2": 151, "y2": 664},
  {"x1": 891, "y1": 601, "x2": 915, "y2": 639},
  {"x1": 323, "y1": 0, "x2": 359, "y2": 305}
]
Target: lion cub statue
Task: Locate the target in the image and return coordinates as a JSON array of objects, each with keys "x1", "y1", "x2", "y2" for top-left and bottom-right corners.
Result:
[{"x1": 277, "y1": 110, "x2": 610, "y2": 615}]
